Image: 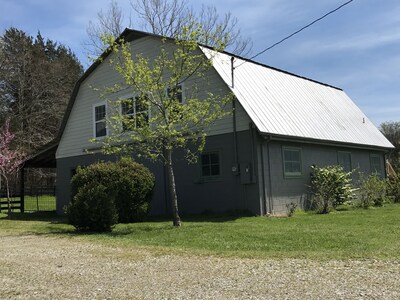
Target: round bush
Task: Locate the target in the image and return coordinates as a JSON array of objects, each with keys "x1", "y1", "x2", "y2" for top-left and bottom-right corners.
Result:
[
  {"x1": 70, "y1": 157, "x2": 155, "y2": 224},
  {"x1": 66, "y1": 183, "x2": 118, "y2": 232}
]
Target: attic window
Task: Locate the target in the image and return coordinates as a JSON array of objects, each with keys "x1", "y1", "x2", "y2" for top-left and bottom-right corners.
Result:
[
  {"x1": 121, "y1": 95, "x2": 149, "y2": 131},
  {"x1": 167, "y1": 84, "x2": 184, "y2": 104},
  {"x1": 94, "y1": 103, "x2": 107, "y2": 138}
]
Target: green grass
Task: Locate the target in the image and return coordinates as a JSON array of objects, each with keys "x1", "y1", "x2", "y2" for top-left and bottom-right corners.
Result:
[
  {"x1": 23, "y1": 195, "x2": 56, "y2": 211},
  {"x1": 1, "y1": 204, "x2": 400, "y2": 260}
]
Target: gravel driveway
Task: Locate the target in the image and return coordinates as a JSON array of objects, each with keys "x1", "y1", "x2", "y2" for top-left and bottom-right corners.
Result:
[{"x1": 1, "y1": 235, "x2": 399, "y2": 299}]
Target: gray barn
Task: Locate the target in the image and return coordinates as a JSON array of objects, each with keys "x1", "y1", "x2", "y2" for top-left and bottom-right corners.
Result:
[{"x1": 42, "y1": 29, "x2": 393, "y2": 216}]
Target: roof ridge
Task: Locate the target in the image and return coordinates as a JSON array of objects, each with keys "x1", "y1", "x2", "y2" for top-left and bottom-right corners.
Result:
[{"x1": 220, "y1": 48, "x2": 343, "y2": 91}]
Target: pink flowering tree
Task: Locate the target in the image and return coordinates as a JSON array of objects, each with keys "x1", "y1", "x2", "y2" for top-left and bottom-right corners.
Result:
[{"x1": 0, "y1": 119, "x2": 25, "y2": 213}]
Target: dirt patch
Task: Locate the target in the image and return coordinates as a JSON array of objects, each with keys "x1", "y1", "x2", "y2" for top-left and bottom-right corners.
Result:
[{"x1": 1, "y1": 235, "x2": 399, "y2": 299}]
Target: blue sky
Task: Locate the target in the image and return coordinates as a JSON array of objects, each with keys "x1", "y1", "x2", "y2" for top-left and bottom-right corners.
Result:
[{"x1": 1, "y1": 0, "x2": 399, "y2": 126}]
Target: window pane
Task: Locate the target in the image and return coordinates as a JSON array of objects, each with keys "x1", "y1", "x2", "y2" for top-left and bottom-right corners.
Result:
[
  {"x1": 167, "y1": 84, "x2": 183, "y2": 103},
  {"x1": 95, "y1": 105, "x2": 106, "y2": 121},
  {"x1": 285, "y1": 162, "x2": 292, "y2": 173},
  {"x1": 338, "y1": 152, "x2": 351, "y2": 172},
  {"x1": 136, "y1": 112, "x2": 149, "y2": 128},
  {"x1": 122, "y1": 99, "x2": 134, "y2": 115},
  {"x1": 371, "y1": 155, "x2": 381, "y2": 175},
  {"x1": 292, "y1": 162, "x2": 301, "y2": 173},
  {"x1": 211, "y1": 164, "x2": 220, "y2": 176},
  {"x1": 210, "y1": 153, "x2": 219, "y2": 164},
  {"x1": 122, "y1": 115, "x2": 134, "y2": 131},
  {"x1": 201, "y1": 154, "x2": 210, "y2": 165},
  {"x1": 96, "y1": 121, "x2": 106, "y2": 137},
  {"x1": 284, "y1": 150, "x2": 292, "y2": 161},
  {"x1": 291, "y1": 150, "x2": 300, "y2": 162},
  {"x1": 135, "y1": 96, "x2": 148, "y2": 112},
  {"x1": 202, "y1": 166, "x2": 210, "y2": 176}
]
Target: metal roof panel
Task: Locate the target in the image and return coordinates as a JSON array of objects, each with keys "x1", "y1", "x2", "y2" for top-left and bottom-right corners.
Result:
[{"x1": 202, "y1": 47, "x2": 394, "y2": 149}]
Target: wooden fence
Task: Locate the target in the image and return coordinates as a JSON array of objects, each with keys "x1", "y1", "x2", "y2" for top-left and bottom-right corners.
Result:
[{"x1": 0, "y1": 186, "x2": 56, "y2": 213}]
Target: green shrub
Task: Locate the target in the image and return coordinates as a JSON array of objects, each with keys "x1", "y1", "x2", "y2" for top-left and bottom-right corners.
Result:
[
  {"x1": 113, "y1": 157, "x2": 155, "y2": 222},
  {"x1": 66, "y1": 183, "x2": 118, "y2": 232},
  {"x1": 286, "y1": 202, "x2": 297, "y2": 217},
  {"x1": 310, "y1": 165, "x2": 356, "y2": 214},
  {"x1": 387, "y1": 175, "x2": 400, "y2": 203},
  {"x1": 70, "y1": 157, "x2": 155, "y2": 223},
  {"x1": 357, "y1": 174, "x2": 387, "y2": 208}
]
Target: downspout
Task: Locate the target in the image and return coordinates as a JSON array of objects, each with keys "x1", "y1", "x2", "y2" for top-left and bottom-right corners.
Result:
[
  {"x1": 259, "y1": 138, "x2": 267, "y2": 215},
  {"x1": 266, "y1": 136, "x2": 273, "y2": 213},
  {"x1": 231, "y1": 57, "x2": 239, "y2": 167},
  {"x1": 232, "y1": 98, "x2": 239, "y2": 166},
  {"x1": 250, "y1": 123, "x2": 263, "y2": 215},
  {"x1": 231, "y1": 56, "x2": 235, "y2": 89}
]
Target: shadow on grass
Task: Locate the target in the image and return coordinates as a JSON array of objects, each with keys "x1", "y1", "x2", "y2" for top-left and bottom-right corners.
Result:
[
  {"x1": 147, "y1": 209, "x2": 253, "y2": 223},
  {"x1": 2, "y1": 211, "x2": 66, "y2": 223},
  {"x1": 1, "y1": 209, "x2": 253, "y2": 237}
]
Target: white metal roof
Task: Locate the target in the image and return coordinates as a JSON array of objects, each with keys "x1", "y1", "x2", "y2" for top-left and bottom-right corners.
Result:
[{"x1": 202, "y1": 47, "x2": 394, "y2": 149}]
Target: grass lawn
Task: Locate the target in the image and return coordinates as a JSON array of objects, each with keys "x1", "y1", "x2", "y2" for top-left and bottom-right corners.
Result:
[
  {"x1": 23, "y1": 195, "x2": 56, "y2": 211},
  {"x1": 1, "y1": 204, "x2": 400, "y2": 260}
]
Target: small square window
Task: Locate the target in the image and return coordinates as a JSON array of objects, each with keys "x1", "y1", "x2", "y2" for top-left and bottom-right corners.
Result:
[
  {"x1": 201, "y1": 151, "x2": 220, "y2": 177},
  {"x1": 283, "y1": 147, "x2": 302, "y2": 177}
]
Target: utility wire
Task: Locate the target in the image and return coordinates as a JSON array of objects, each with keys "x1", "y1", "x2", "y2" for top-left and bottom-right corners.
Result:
[{"x1": 235, "y1": 0, "x2": 354, "y2": 68}]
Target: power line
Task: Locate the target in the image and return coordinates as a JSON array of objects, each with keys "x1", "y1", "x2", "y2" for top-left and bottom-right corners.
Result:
[{"x1": 235, "y1": 0, "x2": 354, "y2": 68}]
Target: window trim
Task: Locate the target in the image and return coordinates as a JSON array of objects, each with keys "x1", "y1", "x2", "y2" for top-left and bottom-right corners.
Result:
[
  {"x1": 200, "y1": 150, "x2": 221, "y2": 180},
  {"x1": 93, "y1": 102, "x2": 107, "y2": 138},
  {"x1": 337, "y1": 151, "x2": 352, "y2": 172},
  {"x1": 370, "y1": 153, "x2": 382, "y2": 176},
  {"x1": 282, "y1": 147, "x2": 302, "y2": 178}
]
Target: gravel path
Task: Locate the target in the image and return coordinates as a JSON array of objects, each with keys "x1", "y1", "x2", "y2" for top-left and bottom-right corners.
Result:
[{"x1": 1, "y1": 235, "x2": 399, "y2": 299}]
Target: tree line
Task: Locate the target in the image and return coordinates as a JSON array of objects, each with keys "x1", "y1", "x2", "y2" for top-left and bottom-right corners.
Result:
[{"x1": 0, "y1": 28, "x2": 83, "y2": 154}]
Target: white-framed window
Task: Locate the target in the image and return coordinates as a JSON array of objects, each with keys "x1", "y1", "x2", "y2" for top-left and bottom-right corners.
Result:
[
  {"x1": 93, "y1": 103, "x2": 107, "y2": 138},
  {"x1": 370, "y1": 154, "x2": 382, "y2": 175},
  {"x1": 282, "y1": 147, "x2": 302, "y2": 177},
  {"x1": 338, "y1": 151, "x2": 352, "y2": 172},
  {"x1": 121, "y1": 95, "x2": 149, "y2": 131},
  {"x1": 166, "y1": 83, "x2": 184, "y2": 104},
  {"x1": 201, "y1": 151, "x2": 220, "y2": 178}
]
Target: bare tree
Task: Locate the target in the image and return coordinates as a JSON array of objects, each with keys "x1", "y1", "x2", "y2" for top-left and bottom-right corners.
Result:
[
  {"x1": 131, "y1": 0, "x2": 252, "y2": 56},
  {"x1": 85, "y1": 0, "x2": 252, "y2": 58},
  {"x1": 85, "y1": 0, "x2": 129, "y2": 59}
]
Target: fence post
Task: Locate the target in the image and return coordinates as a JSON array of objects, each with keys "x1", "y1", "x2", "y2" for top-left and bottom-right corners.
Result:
[{"x1": 20, "y1": 168, "x2": 25, "y2": 213}]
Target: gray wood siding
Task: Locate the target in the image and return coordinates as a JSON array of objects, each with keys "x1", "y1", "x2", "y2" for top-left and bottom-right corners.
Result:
[
  {"x1": 259, "y1": 140, "x2": 387, "y2": 214},
  {"x1": 57, "y1": 36, "x2": 250, "y2": 159}
]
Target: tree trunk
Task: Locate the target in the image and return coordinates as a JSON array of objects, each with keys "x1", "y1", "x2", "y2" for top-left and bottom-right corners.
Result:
[
  {"x1": 5, "y1": 176, "x2": 11, "y2": 215},
  {"x1": 166, "y1": 148, "x2": 181, "y2": 226}
]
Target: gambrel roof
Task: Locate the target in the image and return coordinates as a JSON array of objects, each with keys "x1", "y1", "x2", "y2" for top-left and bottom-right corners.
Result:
[
  {"x1": 202, "y1": 47, "x2": 393, "y2": 149},
  {"x1": 49, "y1": 28, "x2": 393, "y2": 154}
]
